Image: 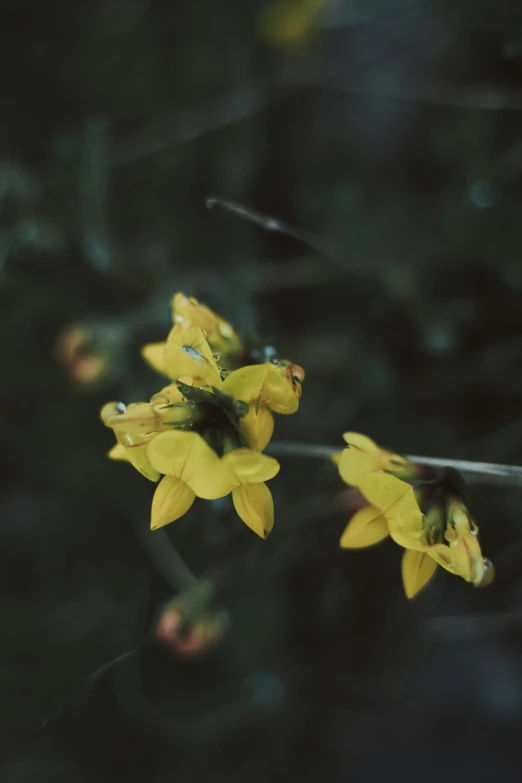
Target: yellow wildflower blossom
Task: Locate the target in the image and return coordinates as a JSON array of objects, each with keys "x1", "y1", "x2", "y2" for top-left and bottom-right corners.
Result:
[
  {"x1": 142, "y1": 292, "x2": 242, "y2": 376},
  {"x1": 108, "y1": 442, "x2": 127, "y2": 461},
  {"x1": 219, "y1": 449, "x2": 280, "y2": 538},
  {"x1": 222, "y1": 362, "x2": 304, "y2": 450},
  {"x1": 145, "y1": 431, "x2": 280, "y2": 536},
  {"x1": 340, "y1": 471, "x2": 493, "y2": 598},
  {"x1": 171, "y1": 292, "x2": 242, "y2": 360},
  {"x1": 101, "y1": 395, "x2": 199, "y2": 482},
  {"x1": 401, "y1": 549, "x2": 438, "y2": 600},
  {"x1": 142, "y1": 326, "x2": 222, "y2": 386},
  {"x1": 102, "y1": 291, "x2": 302, "y2": 541},
  {"x1": 338, "y1": 432, "x2": 414, "y2": 487},
  {"x1": 145, "y1": 431, "x2": 228, "y2": 529},
  {"x1": 143, "y1": 326, "x2": 303, "y2": 452}
]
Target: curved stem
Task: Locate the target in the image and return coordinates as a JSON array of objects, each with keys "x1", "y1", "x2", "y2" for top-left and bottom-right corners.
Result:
[
  {"x1": 131, "y1": 517, "x2": 197, "y2": 591},
  {"x1": 266, "y1": 441, "x2": 522, "y2": 488}
]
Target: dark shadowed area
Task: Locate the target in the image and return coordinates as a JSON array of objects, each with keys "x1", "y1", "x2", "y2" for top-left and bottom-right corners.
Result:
[{"x1": 1, "y1": 1, "x2": 522, "y2": 781}]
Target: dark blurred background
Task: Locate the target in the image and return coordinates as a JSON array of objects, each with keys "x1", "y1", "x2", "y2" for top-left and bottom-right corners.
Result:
[{"x1": 2, "y1": 0, "x2": 522, "y2": 780}]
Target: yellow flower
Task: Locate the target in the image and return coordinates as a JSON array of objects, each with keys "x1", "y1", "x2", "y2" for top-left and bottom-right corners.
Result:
[
  {"x1": 145, "y1": 431, "x2": 280, "y2": 536},
  {"x1": 171, "y1": 292, "x2": 242, "y2": 360},
  {"x1": 219, "y1": 449, "x2": 280, "y2": 538},
  {"x1": 401, "y1": 550, "x2": 439, "y2": 600},
  {"x1": 356, "y1": 474, "x2": 427, "y2": 551},
  {"x1": 340, "y1": 472, "x2": 493, "y2": 599},
  {"x1": 142, "y1": 326, "x2": 222, "y2": 386},
  {"x1": 101, "y1": 395, "x2": 199, "y2": 482},
  {"x1": 428, "y1": 501, "x2": 494, "y2": 587},
  {"x1": 145, "y1": 431, "x2": 226, "y2": 528},
  {"x1": 338, "y1": 432, "x2": 413, "y2": 487},
  {"x1": 222, "y1": 363, "x2": 304, "y2": 450},
  {"x1": 141, "y1": 292, "x2": 242, "y2": 376},
  {"x1": 108, "y1": 442, "x2": 128, "y2": 461}
]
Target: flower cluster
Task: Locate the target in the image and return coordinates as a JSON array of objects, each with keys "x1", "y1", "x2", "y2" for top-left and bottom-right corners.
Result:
[
  {"x1": 336, "y1": 433, "x2": 494, "y2": 599},
  {"x1": 101, "y1": 292, "x2": 304, "y2": 537}
]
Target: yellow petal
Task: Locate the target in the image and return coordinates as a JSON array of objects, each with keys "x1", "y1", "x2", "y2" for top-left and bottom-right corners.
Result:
[
  {"x1": 429, "y1": 506, "x2": 489, "y2": 584},
  {"x1": 151, "y1": 475, "x2": 196, "y2": 529},
  {"x1": 141, "y1": 342, "x2": 169, "y2": 377},
  {"x1": 341, "y1": 432, "x2": 411, "y2": 478},
  {"x1": 146, "y1": 431, "x2": 231, "y2": 499},
  {"x1": 223, "y1": 363, "x2": 299, "y2": 414},
  {"x1": 146, "y1": 430, "x2": 214, "y2": 477},
  {"x1": 171, "y1": 292, "x2": 242, "y2": 358},
  {"x1": 358, "y1": 474, "x2": 426, "y2": 550},
  {"x1": 239, "y1": 405, "x2": 274, "y2": 451},
  {"x1": 232, "y1": 483, "x2": 274, "y2": 538},
  {"x1": 163, "y1": 326, "x2": 221, "y2": 386},
  {"x1": 150, "y1": 383, "x2": 185, "y2": 406},
  {"x1": 108, "y1": 402, "x2": 162, "y2": 447},
  {"x1": 221, "y1": 449, "x2": 280, "y2": 485},
  {"x1": 342, "y1": 432, "x2": 379, "y2": 452},
  {"x1": 340, "y1": 505, "x2": 390, "y2": 549},
  {"x1": 401, "y1": 549, "x2": 438, "y2": 599},
  {"x1": 126, "y1": 443, "x2": 161, "y2": 482},
  {"x1": 108, "y1": 442, "x2": 128, "y2": 461},
  {"x1": 338, "y1": 447, "x2": 383, "y2": 487}
]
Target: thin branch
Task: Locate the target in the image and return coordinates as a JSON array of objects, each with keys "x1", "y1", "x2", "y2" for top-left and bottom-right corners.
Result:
[
  {"x1": 266, "y1": 441, "x2": 522, "y2": 488},
  {"x1": 131, "y1": 517, "x2": 197, "y2": 591},
  {"x1": 206, "y1": 195, "x2": 355, "y2": 273}
]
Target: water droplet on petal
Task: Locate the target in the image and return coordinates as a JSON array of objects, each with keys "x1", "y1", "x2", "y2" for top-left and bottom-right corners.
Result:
[
  {"x1": 475, "y1": 557, "x2": 495, "y2": 588},
  {"x1": 218, "y1": 323, "x2": 233, "y2": 338},
  {"x1": 212, "y1": 351, "x2": 221, "y2": 361},
  {"x1": 220, "y1": 369, "x2": 229, "y2": 380},
  {"x1": 150, "y1": 393, "x2": 170, "y2": 407},
  {"x1": 100, "y1": 401, "x2": 126, "y2": 423}
]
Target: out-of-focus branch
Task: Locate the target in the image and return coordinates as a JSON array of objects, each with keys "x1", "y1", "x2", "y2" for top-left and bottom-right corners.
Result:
[{"x1": 267, "y1": 441, "x2": 522, "y2": 488}]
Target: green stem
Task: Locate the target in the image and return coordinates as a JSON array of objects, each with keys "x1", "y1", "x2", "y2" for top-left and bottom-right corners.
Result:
[
  {"x1": 266, "y1": 441, "x2": 522, "y2": 488},
  {"x1": 131, "y1": 517, "x2": 197, "y2": 591}
]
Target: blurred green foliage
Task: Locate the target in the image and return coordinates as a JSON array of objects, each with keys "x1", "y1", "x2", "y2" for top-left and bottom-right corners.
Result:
[{"x1": 1, "y1": 0, "x2": 522, "y2": 780}]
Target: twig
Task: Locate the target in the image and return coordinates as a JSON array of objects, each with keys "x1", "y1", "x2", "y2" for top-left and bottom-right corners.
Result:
[
  {"x1": 206, "y1": 195, "x2": 356, "y2": 273},
  {"x1": 266, "y1": 441, "x2": 522, "y2": 488},
  {"x1": 130, "y1": 517, "x2": 197, "y2": 591}
]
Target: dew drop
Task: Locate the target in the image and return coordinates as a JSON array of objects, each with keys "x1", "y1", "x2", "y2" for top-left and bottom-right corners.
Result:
[
  {"x1": 150, "y1": 393, "x2": 170, "y2": 407},
  {"x1": 212, "y1": 351, "x2": 221, "y2": 361},
  {"x1": 218, "y1": 323, "x2": 233, "y2": 338},
  {"x1": 220, "y1": 369, "x2": 230, "y2": 380},
  {"x1": 475, "y1": 557, "x2": 495, "y2": 588},
  {"x1": 100, "y1": 401, "x2": 126, "y2": 423}
]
